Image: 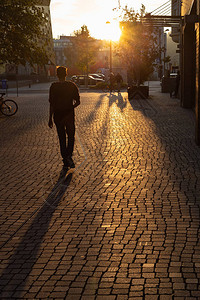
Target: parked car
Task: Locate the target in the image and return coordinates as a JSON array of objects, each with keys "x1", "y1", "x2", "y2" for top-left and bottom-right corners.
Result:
[
  {"x1": 71, "y1": 74, "x2": 104, "y2": 85},
  {"x1": 89, "y1": 73, "x2": 105, "y2": 80},
  {"x1": 88, "y1": 75, "x2": 105, "y2": 84},
  {"x1": 71, "y1": 75, "x2": 86, "y2": 85}
]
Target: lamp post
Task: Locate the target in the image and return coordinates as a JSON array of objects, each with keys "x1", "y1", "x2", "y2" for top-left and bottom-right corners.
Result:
[
  {"x1": 164, "y1": 29, "x2": 169, "y2": 76},
  {"x1": 106, "y1": 21, "x2": 112, "y2": 75}
]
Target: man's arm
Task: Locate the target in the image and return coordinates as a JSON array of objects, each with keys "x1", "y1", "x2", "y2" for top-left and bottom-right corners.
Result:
[
  {"x1": 48, "y1": 103, "x2": 54, "y2": 128},
  {"x1": 73, "y1": 84, "x2": 80, "y2": 108},
  {"x1": 73, "y1": 95, "x2": 80, "y2": 108},
  {"x1": 48, "y1": 85, "x2": 54, "y2": 128}
]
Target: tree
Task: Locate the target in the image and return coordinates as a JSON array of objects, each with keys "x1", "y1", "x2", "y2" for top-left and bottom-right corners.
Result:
[
  {"x1": 0, "y1": 0, "x2": 49, "y2": 66},
  {"x1": 68, "y1": 25, "x2": 101, "y2": 74},
  {"x1": 117, "y1": 5, "x2": 159, "y2": 86}
]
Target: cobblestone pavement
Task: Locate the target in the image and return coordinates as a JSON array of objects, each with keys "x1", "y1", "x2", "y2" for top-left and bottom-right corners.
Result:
[{"x1": 0, "y1": 82, "x2": 200, "y2": 299}]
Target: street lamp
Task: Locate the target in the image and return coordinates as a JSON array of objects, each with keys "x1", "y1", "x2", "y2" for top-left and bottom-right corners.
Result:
[
  {"x1": 164, "y1": 29, "x2": 169, "y2": 76},
  {"x1": 106, "y1": 21, "x2": 112, "y2": 75}
]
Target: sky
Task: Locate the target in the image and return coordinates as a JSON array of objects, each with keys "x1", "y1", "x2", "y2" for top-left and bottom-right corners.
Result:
[{"x1": 50, "y1": 0, "x2": 169, "y2": 40}]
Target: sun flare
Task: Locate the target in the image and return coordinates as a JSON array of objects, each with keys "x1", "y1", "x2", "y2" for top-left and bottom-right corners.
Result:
[{"x1": 90, "y1": 20, "x2": 121, "y2": 41}]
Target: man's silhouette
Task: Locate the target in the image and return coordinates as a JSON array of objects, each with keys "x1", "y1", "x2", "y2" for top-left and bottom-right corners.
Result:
[
  {"x1": 48, "y1": 66, "x2": 80, "y2": 170},
  {"x1": 115, "y1": 72, "x2": 123, "y2": 93}
]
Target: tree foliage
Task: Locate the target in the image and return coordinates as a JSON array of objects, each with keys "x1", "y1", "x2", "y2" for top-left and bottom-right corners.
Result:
[
  {"x1": 0, "y1": 0, "x2": 49, "y2": 65},
  {"x1": 65, "y1": 25, "x2": 101, "y2": 74},
  {"x1": 117, "y1": 5, "x2": 159, "y2": 85}
]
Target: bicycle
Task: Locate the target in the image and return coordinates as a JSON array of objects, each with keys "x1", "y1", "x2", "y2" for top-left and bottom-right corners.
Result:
[{"x1": 0, "y1": 92, "x2": 18, "y2": 116}]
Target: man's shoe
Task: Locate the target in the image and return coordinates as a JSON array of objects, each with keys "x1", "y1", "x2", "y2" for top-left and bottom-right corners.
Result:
[
  {"x1": 63, "y1": 164, "x2": 69, "y2": 171},
  {"x1": 66, "y1": 156, "x2": 75, "y2": 168},
  {"x1": 59, "y1": 165, "x2": 68, "y2": 178}
]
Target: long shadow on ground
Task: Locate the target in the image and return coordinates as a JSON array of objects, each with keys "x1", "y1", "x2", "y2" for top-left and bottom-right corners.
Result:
[{"x1": 0, "y1": 171, "x2": 72, "y2": 298}]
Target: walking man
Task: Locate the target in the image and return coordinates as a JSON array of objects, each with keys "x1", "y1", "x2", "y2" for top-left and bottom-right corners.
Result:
[
  {"x1": 174, "y1": 70, "x2": 180, "y2": 98},
  {"x1": 115, "y1": 72, "x2": 123, "y2": 93},
  {"x1": 109, "y1": 72, "x2": 115, "y2": 92},
  {"x1": 48, "y1": 66, "x2": 80, "y2": 170},
  {"x1": 170, "y1": 70, "x2": 180, "y2": 98}
]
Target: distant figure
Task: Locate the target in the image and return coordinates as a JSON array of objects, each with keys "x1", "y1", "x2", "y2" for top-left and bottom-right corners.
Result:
[
  {"x1": 115, "y1": 72, "x2": 123, "y2": 93},
  {"x1": 109, "y1": 72, "x2": 115, "y2": 92},
  {"x1": 174, "y1": 70, "x2": 180, "y2": 98},
  {"x1": 48, "y1": 66, "x2": 80, "y2": 171},
  {"x1": 170, "y1": 70, "x2": 180, "y2": 98}
]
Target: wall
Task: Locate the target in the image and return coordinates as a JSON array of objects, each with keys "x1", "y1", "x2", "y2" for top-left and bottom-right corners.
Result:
[
  {"x1": 37, "y1": 0, "x2": 55, "y2": 65},
  {"x1": 181, "y1": 0, "x2": 195, "y2": 15},
  {"x1": 171, "y1": 0, "x2": 181, "y2": 43},
  {"x1": 166, "y1": 32, "x2": 180, "y2": 69}
]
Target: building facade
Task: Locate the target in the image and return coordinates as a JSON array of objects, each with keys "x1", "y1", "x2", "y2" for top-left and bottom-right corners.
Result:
[
  {"x1": 53, "y1": 36, "x2": 75, "y2": 67},
  {"x1": 34, "y1": 0, "x2": 56, "y2": 77},
  {"x1": 171, "y1": 0, "x2": 181, "y2": 43},
  {"x1": 170, "y1": 0, "x2": 181, "y2": 74},
  {"x1": 38, "y1": 0, "x2": 55, "y2": 68},
  {"x1": 180, "y1": 0, "x2": 200, "y2": 144},
  {"x1": 166, "y1": 31, "x2": 180, "y2": 72}
]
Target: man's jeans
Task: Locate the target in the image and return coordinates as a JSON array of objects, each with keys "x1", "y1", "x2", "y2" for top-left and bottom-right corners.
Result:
[{"x1": 55, "y1": 112, "x2": 75, "y2": 166}]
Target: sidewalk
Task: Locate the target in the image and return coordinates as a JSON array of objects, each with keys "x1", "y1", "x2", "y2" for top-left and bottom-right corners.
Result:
[
  {"x1": 0, "y1": 82, "x2": 200, "y2": 299},
  {"x1": 1, "y1": 81, "x2": 52, "y2": 95}
]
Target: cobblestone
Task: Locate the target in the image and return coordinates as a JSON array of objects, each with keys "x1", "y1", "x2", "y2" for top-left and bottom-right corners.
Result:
[{"x1": 0, "y1": 82, "x2": 200, "y2": 298}]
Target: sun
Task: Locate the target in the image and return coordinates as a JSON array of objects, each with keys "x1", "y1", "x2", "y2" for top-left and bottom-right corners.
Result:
[{"x1": 90, "y1": 20, "x2": 121, "y2": 41}]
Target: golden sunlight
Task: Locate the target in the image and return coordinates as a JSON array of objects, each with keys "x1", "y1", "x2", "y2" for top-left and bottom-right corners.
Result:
[{"x1": 90, "y1": 20, "x2": 121, "y2": 41}]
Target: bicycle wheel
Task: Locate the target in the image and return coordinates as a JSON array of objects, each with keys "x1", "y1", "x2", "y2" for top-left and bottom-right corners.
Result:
[{"x1": 0, "y1": 99, "x2": 18, "y2": 116}]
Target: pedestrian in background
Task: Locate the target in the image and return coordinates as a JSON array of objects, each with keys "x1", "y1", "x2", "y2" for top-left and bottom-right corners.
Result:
[
  {"x1": 48, "y1": 66, "x2": 80, "y2": 171},
  {"x1": 109, "y1": 72, "x2": 115, "y2": 92},
  {"x1": 170, "y1": 70, "x2": 180, "y2": 98},
  {"x1": 115, "y1": 72, "x2": 123, "y2": 93},
  {"x1": 174, "y1": 70, "x2": 180, "y2": 98}
]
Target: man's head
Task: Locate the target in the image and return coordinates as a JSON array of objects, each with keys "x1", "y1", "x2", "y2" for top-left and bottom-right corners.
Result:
[{"x1": 57, "y1": 66, "x2": 67, "y2": 79}]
